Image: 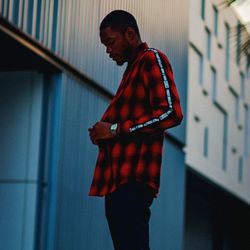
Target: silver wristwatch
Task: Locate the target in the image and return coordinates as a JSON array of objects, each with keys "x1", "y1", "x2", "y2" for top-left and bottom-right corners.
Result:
[{"x1": 110, "y1": 123, "x2": 118, "y2": 135}]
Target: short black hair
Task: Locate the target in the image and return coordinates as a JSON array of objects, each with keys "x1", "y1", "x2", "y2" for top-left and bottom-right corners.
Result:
[{"x1": 100, "y1": 10, "x2": 140, "y2": 37}]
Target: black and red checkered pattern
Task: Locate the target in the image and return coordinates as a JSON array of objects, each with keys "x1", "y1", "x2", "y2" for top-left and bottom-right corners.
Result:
[{"x1": 89, "y1": 43, "x2": 183, "y2": 196}]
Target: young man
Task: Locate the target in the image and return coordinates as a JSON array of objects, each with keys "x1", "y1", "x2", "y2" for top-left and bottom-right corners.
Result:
[{"x1": 88, "y1": 10, "x2": 183, "y2": 250}]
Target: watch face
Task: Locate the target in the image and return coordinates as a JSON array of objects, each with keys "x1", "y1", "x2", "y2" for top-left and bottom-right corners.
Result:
[
  {"x1": 111, "y1": 123, "x2": 118, "y2": 133},
  {"x1": 112, "y1": 124, "x2": 118, "y2": 130}
]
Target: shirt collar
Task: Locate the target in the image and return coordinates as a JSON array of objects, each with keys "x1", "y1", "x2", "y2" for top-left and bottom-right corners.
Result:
[{"x1": 127, "y1": 42, "x2": 149, "y2": 66}]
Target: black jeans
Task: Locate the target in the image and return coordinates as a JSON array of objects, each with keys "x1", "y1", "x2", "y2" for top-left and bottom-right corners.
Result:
[{"x1": 105, "y1": 181, "x2": 154, "y2": 250}]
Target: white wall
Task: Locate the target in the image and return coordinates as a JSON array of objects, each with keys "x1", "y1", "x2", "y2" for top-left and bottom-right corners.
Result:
[{"x1": 186, "y1": 0, "x2": 250, "y2": 204}]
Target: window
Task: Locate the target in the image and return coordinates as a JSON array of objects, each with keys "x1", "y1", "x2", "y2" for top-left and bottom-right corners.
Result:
[
  {"x1": 211, "y1": 67, "x2": 217, "y2": 102},
  {"x1": 203, "y1": 127, "x2": 209, "y2": 157},
  {"x1": 225, "y1": 23, "x2": 230, "y2": 81},
  {"x1": 237, "y1": 22, "x2": 241, "y2": 65},
  {"x1": 198, "y1": 52, "x2": 204, "y2": 85},
  {"x1": 247, "y1": 66, "x2": 250, "y2": 78},
  {"x1": 206, "y1": 28, "x2": 211, "y2": 60},
  {"x1": 240, "y1": 73, "x2": 245, "y2": 99},
  {"x1": 238, "y1": 156, "x2": 243, "y2": 182},
  {"x1": 222, "y1": 113, "x2": 228, "y2": 170},
  {"x1": 244, "y1": 106, "x2": 249, "y2": 158},
  {"x1": 213, "y1": 5, "x2": 218, "y2": 37},
  {"x1": 235, "y1": 94, "x2": 240, "y2": 123},
  {"x1": 201, "y1": 0, "x2": 205, "y2": 20},
  {"x1": 230, "y1": 89, "x2": 240, "y2": 123}
]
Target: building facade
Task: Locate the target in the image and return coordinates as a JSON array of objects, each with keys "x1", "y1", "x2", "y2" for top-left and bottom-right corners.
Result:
[
  {"x1": 0, "y1": 0, "x2": 249, "y2": 250},
  {"x1": 185, "y1": 0, "x2": 250, "y2": 249},
  {"x1": 187, "y1": 0, "x2": 250, "y2": 206}
]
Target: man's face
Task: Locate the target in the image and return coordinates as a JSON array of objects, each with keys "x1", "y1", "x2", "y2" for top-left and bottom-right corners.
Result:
[{"x1": 100, "y1": 26, "x2": 131, "y2": 66}]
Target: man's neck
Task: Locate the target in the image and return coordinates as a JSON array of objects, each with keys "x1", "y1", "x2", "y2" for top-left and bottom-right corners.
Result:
[{"x1": 127, "y1": 41, "x2": 143, "y2": 64}]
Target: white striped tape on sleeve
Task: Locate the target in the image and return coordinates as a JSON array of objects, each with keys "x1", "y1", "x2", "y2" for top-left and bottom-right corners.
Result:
[{"x1": 129, "y1": 48, "x2": 173, "y2": 133}]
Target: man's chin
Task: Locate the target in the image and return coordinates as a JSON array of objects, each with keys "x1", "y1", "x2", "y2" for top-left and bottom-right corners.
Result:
[
  {"x1": 112, "y1": 57, "x2": 126, "y2": 66},
  {"x1": 116, "y1": 61, "x2": 125, "y2": 66}
]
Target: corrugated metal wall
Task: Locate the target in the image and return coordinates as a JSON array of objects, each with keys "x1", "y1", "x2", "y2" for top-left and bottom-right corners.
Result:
[
  {"x1": 0, "y1": 1, "x2": 188, "y2": 141},
  {"x1": 0, "y1": 1, "x2": 189, "y2": 249},
  {"x1": 50, "y1": 75, "x2": 113, "y2": 250}
]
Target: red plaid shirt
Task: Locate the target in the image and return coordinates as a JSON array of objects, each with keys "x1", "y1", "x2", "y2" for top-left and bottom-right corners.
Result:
[{"x1": 89, "y1": 43, "x2": 183, "y2": 196}]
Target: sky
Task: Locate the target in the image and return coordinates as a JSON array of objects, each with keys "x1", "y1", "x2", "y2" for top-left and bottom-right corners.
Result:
[{"x1": 232, "y1": 0, "x2": 250, "y2": 24}]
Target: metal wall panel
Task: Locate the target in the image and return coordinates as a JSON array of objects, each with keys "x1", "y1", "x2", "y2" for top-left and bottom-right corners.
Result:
[
  {"x1": 0, "y1": 71, "x2": 43, "y2": 182},
  {"x1": 38, "y1": 0, "x2": 45, "y2": 41},
  {"x1": 0, "y1": 183, "x2": 37, "y2": 250},
  {"x1": 2, "y1": 0, "x2": 8, "y2": 18},
  {"x1": 17, "y1": 0, "x2": 24, "y2": 29},
  {"x1": 48, "y1": 74, "x2": 113, "y2": 250},
  {"x1": 0, "y1": 71, "x2": 44, "y2": 250},
  {"x1": 0, "y1": 1, "x2": 188, "y2": 143},
  {"x1": 151, "y1": 137, "x2": 186, "y2": 250},
  {"x1": 42, "y1": 0, "x2": 50, "y2": 45}
]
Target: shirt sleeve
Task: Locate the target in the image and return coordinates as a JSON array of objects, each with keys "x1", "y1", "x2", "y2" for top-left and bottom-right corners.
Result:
[{"x1": 119, "y1": 49, "x2": 183, "y2": 135}]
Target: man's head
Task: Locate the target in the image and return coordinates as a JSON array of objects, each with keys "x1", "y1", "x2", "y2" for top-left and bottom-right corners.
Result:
[{"x1": 100, "y1": 10, "x2": 142, "y2": 66}]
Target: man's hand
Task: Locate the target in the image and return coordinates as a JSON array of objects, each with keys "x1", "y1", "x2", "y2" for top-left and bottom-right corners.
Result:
[{"x1": 88, "y1": 121, "x2": 116, "y2": 145}]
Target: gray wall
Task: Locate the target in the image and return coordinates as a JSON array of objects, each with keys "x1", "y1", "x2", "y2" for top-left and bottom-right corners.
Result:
[
  {"x1": 0, "y1": 71, "x2": 43, "y2": 250},
  {"x1": 151, "y1": 138, "x2": 186, "y2": 250}
]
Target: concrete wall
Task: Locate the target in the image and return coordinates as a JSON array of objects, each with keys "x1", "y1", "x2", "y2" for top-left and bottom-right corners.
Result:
[{"x1": 186, "y1": 0, "x2": 250, "y2": 204}]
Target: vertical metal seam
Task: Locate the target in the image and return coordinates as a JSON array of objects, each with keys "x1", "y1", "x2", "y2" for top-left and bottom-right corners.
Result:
[
  {"x1": 32, "y1": 0, "x2": 38, "y2": 37},
  {"x1": 44, "y1": 73, "x2": 63, "y2": 250}
]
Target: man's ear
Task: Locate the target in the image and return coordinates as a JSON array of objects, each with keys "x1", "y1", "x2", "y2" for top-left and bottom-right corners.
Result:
[{"x1": 124, "y1": 27, "x2": 136, "y2": 43}]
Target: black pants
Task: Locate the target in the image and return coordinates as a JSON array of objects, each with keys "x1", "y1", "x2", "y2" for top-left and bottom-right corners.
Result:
[{"x1": 105, "y1": 181, "x2": 154, "y2": 250}]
